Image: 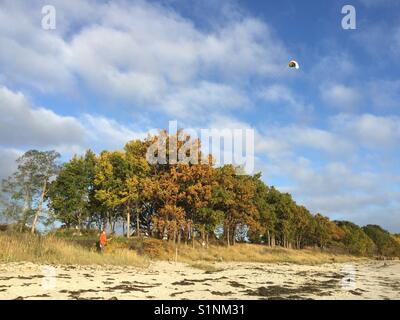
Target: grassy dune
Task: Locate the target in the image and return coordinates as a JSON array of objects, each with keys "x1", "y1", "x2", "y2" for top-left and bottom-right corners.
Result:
[
  {"x1": 153, "y1": 243, "x2": 360, "y2": 266},
  {"x1": 0, "y1": 232, "x2": 360, "y2": 268},
  {"x1": 0, "y1": 232, "x2": 149, "y2": 267}
]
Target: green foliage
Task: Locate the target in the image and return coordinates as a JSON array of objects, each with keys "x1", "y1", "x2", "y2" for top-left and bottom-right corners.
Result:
[
  {"x1": 335, "y1": 221, "x2": 376, "y2": 256},
  {"x1": 1, "y1": 150, "x2": 60, "y2": 232},
  {"x1": 363, "y1": 225, "x2": 400, "y2": 257},
  {"x1": 48, "y1": 150, "x2": 96, "y2": 228}
]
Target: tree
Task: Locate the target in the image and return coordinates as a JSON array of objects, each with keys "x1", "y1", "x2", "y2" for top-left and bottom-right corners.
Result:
[
  {"x1": 175, "y1": 161, "x2": 215, "y2": 247},
  {"x1": 249, "y1": 175, "x2": 275, "y2": 245},
  {"x1": 196, "y1": 207, "x2": 224, "y2": 247},
  {"x1": 47, "y1": 150, "x2": 96, "y2": 229},
  {"x1": 92, "y1": 141, "x2": 153, "y2": 237},
  {"x1": 29, "y1": 151, "x2": 61, "y2": 233},
  {"x1": 213, "y1": 166, "x2": 257, "y2": 246},
  {"x1": 312, "y1": 214, "x2": 334, "y2": 249},
  {"x1": 266, "y1": 188, "x2": 297, "y2": 248},
  {"x1": 124, "y1": 140, "x2": 151, "y2": 238},
  {"x1": 363, "y1": 225, "x2": 400, "y2": 257},
  {"x1": 292, "y1": 206, "x2": 313, "y2": 249},
  {"x1": 152, "y1": 167, "x2": 186, "y2": 243},
  {"x1": 335, "y1": 221, "x2": 376, "y2": 256},
  {"x1": 1, "y1": 150, "x2": 60, "y2": 233},
  {"x1": 0, "y1": 183, "x2": 25, "y2": 227},
  {"x1": 94, "y1": 151, "x2": 128, "y2": 233}
]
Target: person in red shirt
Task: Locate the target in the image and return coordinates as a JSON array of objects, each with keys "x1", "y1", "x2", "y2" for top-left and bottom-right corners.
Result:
[{"x1": 99, "y1": 230, "x2": 107, "y2": 253}]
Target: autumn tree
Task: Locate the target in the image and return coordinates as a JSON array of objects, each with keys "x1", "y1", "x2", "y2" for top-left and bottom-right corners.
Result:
[
  {"x1": 123, "y1": 139, "x2": 151, "y2": 237},
  {"x1": 94, "y1": 151, "x2": 127, "y2": 233},
  {"x1": 292, "y1": 206, "x2": 314, "y2": 249},
  {"x1": 335, "y1": 221, "x2": 376, "y2": 256},
  {"x1": 152, "y1": 167, "x2": 186, "y2": 243}
]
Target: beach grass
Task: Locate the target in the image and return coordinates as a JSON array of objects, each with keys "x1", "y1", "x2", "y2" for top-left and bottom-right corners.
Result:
[
  {"x1": 0, "y1": 232, "x2": 149, "y2": 267},
  {"x1": 0, "y1": 232, "x2": 361, "y2": 267}
]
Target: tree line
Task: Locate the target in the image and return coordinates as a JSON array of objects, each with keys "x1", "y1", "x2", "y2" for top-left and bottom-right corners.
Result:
[{"x1": 1, "y1": 131, "x2": 400, "y2": 257}]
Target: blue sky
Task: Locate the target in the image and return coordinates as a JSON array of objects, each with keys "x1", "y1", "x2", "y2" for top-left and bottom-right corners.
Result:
[{"x1": 0, "y1": 0, "x2": 399, "y2": 231}]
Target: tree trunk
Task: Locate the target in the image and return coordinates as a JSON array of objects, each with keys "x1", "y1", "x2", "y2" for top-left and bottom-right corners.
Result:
[
  {"x1": 126, "y1": 207, "x2": 130, "y2": 238},
  {"x1": 136, "y1": 207, "x2": 140, "y2": 238},
  {"x1": 192, "y1": 225, "x2": 195, "y2": 249},
  {"x1": 31, "y1": 180, "x2": 47, "y2": 234},
  {"x1": 77, "y1": 211, "x2": 82, "y2": 229},
  {"x1": 108, "y1": 213, "x2": 112, "y2": 233},
  {"x1": 21, "y1": 189, "x2": 31, "y2": 232},
  {"x1": 103, "y1": 218, "x2": 107, "y2": 232},
  {"x1": 201, "y1": 225, "x2": 206, "y2": 247},
  {"x1": 185, "y1": 226, "x2": 188, "y2": 245},
  {"x1": 227, "y1": 225, "x2": 230, "y2": 247}
]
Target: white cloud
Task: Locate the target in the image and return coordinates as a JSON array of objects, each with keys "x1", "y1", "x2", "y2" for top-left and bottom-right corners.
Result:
[
  {"x1": 83, "y1": 114, "x2": 148, "y2": 151},
  {"x1": 0, "y1": 85, "x2": 150, "y2": 155},
  {"x1": 281, "y1": 159, "x2": 379, "y2": 197},
  {"x1": 162, "y1": 82, "x2": 250, "y2": 122},
  {"x1": 258, "y1": 84, "x2": 315, "y2": 122},
  {"x1": 367, "y1": 79, "x2": 400, "y2": 110},
  {"x1": 0, "y1": 0, "x2": 289, "y2": 120},
  {"x1": 260, "y1": 85, "x2": 297, "y2": 105},
  {"x1": 309, "y1": 52, "x2": 357, "y2": 83},
  {"x1": 258, "y1": 124, "x2": 354, "y2": 157},
  {"x1": 320, "y1": 83, "x2": 361, "y2": 110},
  {"x1": 253, "y1": 115, "x2": 400, "y2": 231},
  {"x1": 0, "y1": 1, "x2": 75, "y2": 92},
  {"x1": 0, "y1": 86, "x2": 85, "y2": 147},
  {"x1": 261, "y1": 154, "x2": 400, "y2": 231},
  {"x1": 0, "y1": 148, "x2": 22, "y2": 180},
  {"x1": 352, "y1": 22, "x2": 400, "y2": 61},
  {"x1": 331, "y1": 113, "x2": 400, "y2": 148}
]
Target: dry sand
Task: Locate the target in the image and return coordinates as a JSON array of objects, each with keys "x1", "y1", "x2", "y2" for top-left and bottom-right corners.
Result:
[{"x1": 0, "y1": 260, "x2": 399, "y2": 300}]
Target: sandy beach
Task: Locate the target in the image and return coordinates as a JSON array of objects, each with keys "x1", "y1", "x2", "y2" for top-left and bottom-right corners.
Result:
[{"x1": 0, "y1": 260, "x2": 399, "y2": 300}]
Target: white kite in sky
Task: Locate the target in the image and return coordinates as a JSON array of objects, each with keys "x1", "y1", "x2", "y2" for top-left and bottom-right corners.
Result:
[{"x1": 288, "y1": 60, "x2": 300, "y2": 69}]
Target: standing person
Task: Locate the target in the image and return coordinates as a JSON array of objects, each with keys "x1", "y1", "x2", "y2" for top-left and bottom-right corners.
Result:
[{"x1": 99, "y1": 230, "x2": 107, "y2": 253}]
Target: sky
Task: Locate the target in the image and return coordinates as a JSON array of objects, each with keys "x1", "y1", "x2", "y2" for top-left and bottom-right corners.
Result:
[{"x1": 0, "y1": 0, "x2": 399, "y2": 232}]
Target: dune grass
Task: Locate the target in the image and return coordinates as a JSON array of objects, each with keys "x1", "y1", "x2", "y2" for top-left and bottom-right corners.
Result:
[
  {"x1": 0, "y1": 232, "x2": 149, "y2": 267},
  {"x1": 0, "y1": 232, "x2": 360, "y2": 268},
  {"x1": 153, "y1": 241, "x2": 361, "y2": 266}
]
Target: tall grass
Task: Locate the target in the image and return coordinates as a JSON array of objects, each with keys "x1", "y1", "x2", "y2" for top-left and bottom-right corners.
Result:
[
  {"x1": 153, "y1": 241, "x2": 360, "y2": 265},
  {"x1": 0, "y1": 232, "x2": 148, "y2": 267},
  {"x1": 0, "y1": 232, "x2": 360, "y2": 267}
]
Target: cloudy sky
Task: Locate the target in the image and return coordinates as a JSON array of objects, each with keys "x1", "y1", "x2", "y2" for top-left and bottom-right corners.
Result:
[{"x1": 0, "y1": 0, "x2": 399, "y2": 231}]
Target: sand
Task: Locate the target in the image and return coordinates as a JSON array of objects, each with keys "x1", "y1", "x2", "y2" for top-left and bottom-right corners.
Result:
[{"x1": 0, "y1": 260, "x2": 399, "y2": 300}]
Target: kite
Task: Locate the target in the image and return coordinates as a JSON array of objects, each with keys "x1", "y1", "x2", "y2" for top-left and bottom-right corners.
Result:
[{"x1": 288, "y1": 60, "x2": 299, "y2": 69}]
